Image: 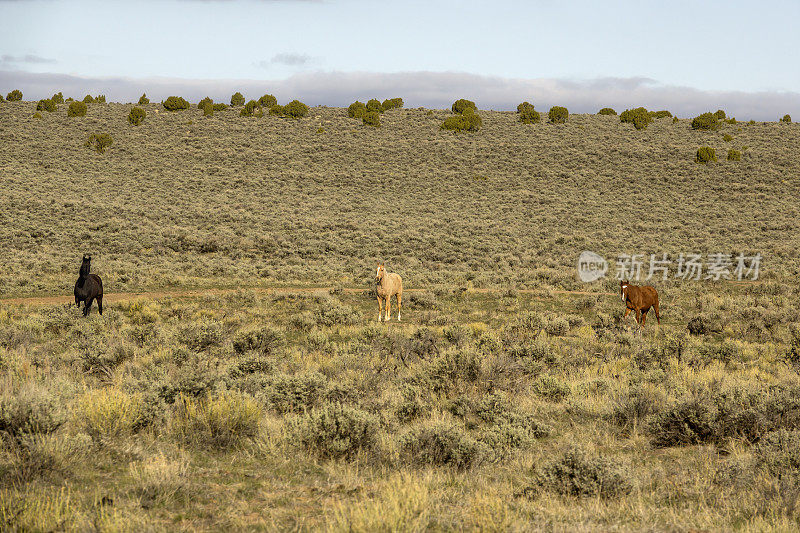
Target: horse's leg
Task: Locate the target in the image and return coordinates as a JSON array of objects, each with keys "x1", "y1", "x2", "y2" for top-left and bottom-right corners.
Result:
[
  {"x1": 654, "y1": 302, "x2": 661, "y2": 324},
  {"x1": 636, "y1": 308, "x2": 642, "y2": 325},
  {"x1": 83, "y1": 297, "x2": 94, "y2": 316},
  {"x1": 97, "y1": 295, "x2": 103, "y2": 315},
  {"x1": 641, "y1": 309, "x2": 648, "y2": 326},
  {"x1": 396, "y1": 293, "x2": 402, "y2": 321},
  {"x1": 377, "y1": 296, "x2": 383, "y2": 322},
  {"x1": 385, "y1": 295, "x2": 391, "y2": 322}
]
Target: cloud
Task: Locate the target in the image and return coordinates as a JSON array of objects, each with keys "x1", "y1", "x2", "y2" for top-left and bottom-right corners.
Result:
[
  {"x1": 0, "y1": 69, "x2": 797, "y2": 121},
  {"x1": 0, "y1": 54, "x2": 57, "y2": 65},
  {"x1": 270, "y1": 53, "x2": 313, "y2": 66}
]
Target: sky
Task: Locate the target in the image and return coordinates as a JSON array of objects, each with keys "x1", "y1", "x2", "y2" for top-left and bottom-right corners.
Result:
[{"x1": 1, "y1": 0, "x2": 799, "y2": 119}]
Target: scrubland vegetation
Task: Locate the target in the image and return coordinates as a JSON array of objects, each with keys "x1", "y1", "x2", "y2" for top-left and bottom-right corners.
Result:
[{"x1": 0, "y1": 96, "x2": 799, "y2": 530}]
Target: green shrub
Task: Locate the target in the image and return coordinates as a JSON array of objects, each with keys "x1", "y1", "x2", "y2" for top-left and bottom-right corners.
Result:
[
  {"x1": 230, "y1": 92, "x2": 245, "y2": 106},
  {"x1": 651, "y1": 110, "x2": 672, "y2": 119},
  {"x1": 611, "y1": 384, "x2": 666, "y2": 429},
  {"x1": 754, "y1": 429, "x2": 800, "y2": 477},
  {"x1": 267, "y1": 371, "x2": 327, "y2": 414},
  {"x1": 240, "y1": 99, "x2": 261, "y2": 117},
  {"x1": 162, "y1": 96, "x2": 190, "y2": 111},
  {"x1": 77, "y1": 388, "x2": 145, "y2": 440},
  {"x1": 289, "y1": 403, "x2": 378, "y2": 459},
  {"x1": 620, "y1": 107, "x2": 652, "y2": 130},
  {"x1": 283, "y1": 99, "x2": 309, "y2": 118},
  {"x1": 212, "y1": 103, "x2": 227, "y2": 112},
  {"x1": 519, "y1": 107, "x2": 541, "y2": 124},
  {"x1": 96, "y1": 95, "x2": 106, "y2": 103},
  {"x1": 363, "y1": 111, "x2": 381, "y2": 127},
  {"x1": 0, "y1": 94, "x2": 4, "y2": 102},
  {"x1": 366, "y1": 98, "x2": 383, "y2": 113},
  {"x1": 548, "y1": 106, "x2": 569, "y2": 124},
  {"x1": 32, "y1": 112, "x2": 42, "y2": 119},
  {"x1": 258, "y1": 94, "x2": 277, "y2": 108},
  {"x1": 232, "y1": 326, "x2": 282, "y2": 355},
  {"x1": 714, "y1": 109, "x2": 726, "y2": 120},
  {"x1": 727, "y1": 149, "x2": 741, "y2": 161},
  {"x1": 6, "y1": 89, "x2": 23, "y2": 101},
  {"x1": 348, "y1": 100, "x2": 367, "y2": 119},
  {"x1": 67, "y1": 101, "x2": 87, "y2": 117},
  {"x1": 172, "y1": 391, "x2": 260, "y2": 448},
  {"x1": 672, "y1": 116, "x2": 679, "y2": 123},
  {"x1": 128, "y1": 106, "x2": 146, "y2": 126},
  {"x1": 51, "y1": 92, "x2": 64, "y2": 104},
  {"x1": 198, "y1": 96, "x2": 213, "y2": 109},
  {"x1": 451, "y1": 99, "x2": 477, "y2": 114},
  {"x1": 178, "y1": 319, "x2": 222, "y2": 351},
  {"x1": 441, "y1": 110, "x2": 482, "y2": 132},
  {"x1": 532, "y1": 374, "x2": 570, "y2": 402},
  {"x1": 85, "y1": 133, "x2": 113, "y2": 154},
  {"x1": 381, "y1": 97, "x2": 403, "y2": 110},
  {"x1": 696, "y1": 146, "x2": 717, "y2": 163},
  {"x1": 598, "y1": 107, "x2": 617, "y2": 115},
  {"x1": 269, "y1": 104, "x2": 285, "y2": 116},
  {"x1": 82, "y1": 95, "x2": 94, "y2": 104},
  {"x1": 723, "y1": 133, "x2": 733, "y2": 142},
  {"x1": 138, "y1": 93, "x2": 149, "y2": 105},
  {"x1": 781, "y1": 114, "x2": 792, "y2": 123},
  {"x1": 36, "y1": 99, "x2": 56, "y2": 112},
  {"x1": 400, "y1": 422, "x2": 490, "y2": 469},
  {"x1": 517, "y1": 101, "x2": 535, "y2": 113},
  {"x1": 0, "y1": 387, "x2": 65, "y2": 438},
  {"x1": 201, "y1": 102, "x2": 213, "y2": 116},
  {"x1": 534, "y1": 447, "x2": 633, "y2": 498},
  {"x1": 691, "y1": 112, "x2": 720, "y2": 130}
]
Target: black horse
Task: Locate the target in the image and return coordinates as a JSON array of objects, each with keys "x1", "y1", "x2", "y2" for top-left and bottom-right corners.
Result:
[{"x1": 74, "y1": 255, "x2": 103, "y2": 316}]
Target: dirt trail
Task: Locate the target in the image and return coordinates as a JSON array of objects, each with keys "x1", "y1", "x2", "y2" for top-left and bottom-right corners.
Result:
[{"x1": 0, "y1": 286, "x2": 616, "y2": 307}]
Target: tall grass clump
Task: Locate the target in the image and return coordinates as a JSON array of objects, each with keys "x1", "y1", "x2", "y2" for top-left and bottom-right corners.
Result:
[
  {"x1": 598, "y1": 107, "x2": 617, "y2": 115},
  {"x1": 289, "y1": 403, "x2": 378, "y2": 459},
  {"x1": 452, "y1": 99, "x2": 477, "y2": 115},
  {"x1": 348, "y1": 101, "x2": 367, "y2": 119},
  {"x1": 76, "y1": 388, "x2": 144, "y2": 440},
  {"x1": 230, "y1": 92, "x2": 245, "y2": 106},
  {"x1": 692, "y1": 112, "x2": 720, "y2": 130},
  {"x1": 6, "y1": 89, "x2": 23, "y2": 101},
  {"x1": 67, "y1": 101, "x2": 87, "y2": 117},
  {"x1": 36, "y1": 99, "x2": 56, "y2": 112},
  {"x1": 171, "y1": 391, "x2": 260, "y2": 448},
  {"x1": 128, "y1": 106, "x2": 146, "y2": 126},
  {"x1": 696, "y1": 146, "x2": 717, "y2": 163},
  {"x1": 138, "y1": 93, "x2": 149, "y2": 105},
  {"x1": 548, "y1": 106, "x2": 569, "y2": 124},
  {"x1": 162, "y1": 96, "x2": 190, "y2": 111}
]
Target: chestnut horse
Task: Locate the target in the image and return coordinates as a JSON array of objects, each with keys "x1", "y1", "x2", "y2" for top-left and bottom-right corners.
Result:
[
  {"x1": 376, "y1": 264, "x2": 403, "y2": 322},
  {"x1": 620, "y1": 280, "x2": 660, "y2": 326},
  {"x1": 74, "y1": 255, "x2": 103, "y2": 316}
]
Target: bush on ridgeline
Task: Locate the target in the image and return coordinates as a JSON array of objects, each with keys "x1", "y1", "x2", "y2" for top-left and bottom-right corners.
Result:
[
  {"x1": 452, "y1": 98, "x2": 477, "y2": 114},
  {"x1": 714, "y1": 109, "x2": 726, "y2": 120},
  {"x1": 0, "y1": 94, "x2": 4, "y2": 102},
  {"x1": 441, "y1": 109, "x2": 482, "y2": 132},
  {"x1": 781, "y1": 114, "x2": 792, "y2": 123},
  {"x1": 202, "y1": 102, "x2": 214, "y2": 117},
  {"x1": 517, "y1": 101, "x2": 534, "y2": 113},
  {"x1": 598, "y1": 107, "x2": 617, "y2": 115},
  {"x1": 96, "y1": 95, "x2": 106, "y2": 103},
  {"x1": 162, "y1": 96, "x2": 190, "y2": 111},
  {"x1": 651, "y1": 110, "x2": 672, "y2": 119},
  {"x1": 258, "y1": 94, "x2": 277, "y2": 108},
  {"x1": 230, "y1": 92, "x2": 245, "y2": 106},
  {"x1": 366, "y1": 98, "x2": 383, "y2": 113},
  {"x1": 283, "y1": 99, "x2": 309, "y2": 118},
  {"x1": 85, "y1": 133, "x2": 114, "y2": 154},
  {"x1": 212, "y1": 103, "x2": 227, "y2": 112},
  {"x1": 620, "y1": 107, "x2": 653, "y2": 130},
  {"x1": 240, "y1": 100, "x2": 261, "y2": 117},
  {"x1": 519, "y1": 107, "x2": 541, "y2": 124},
  {"x1": 548, "y1": 106, "x2": 569, "y2": 124},
  {"x1": 198, "y1": 97, "x2": 213, "y2": 109},
  {"x1": 672, "y1": 116, "x2": 679, "y2": 123},
  {"x1": 727, "y1": 149, "x2": 741, "y2": 161},
  {"x1": 67, "y1": 101, "x2": 87, "y2": 117},
  {"x1": 6, "y1": 89, "x2": 23, "y2": 101},
  {"x1": 269, "y1": 104, "x2": 285, "y2": 116},
  {"x1": 695, "y1": 146, "x2": 717, "y2": 163},
  {"x1": 362, "y1": 111, "x2": 381, "y2": 127},
  {"x1": 83, "y1": 95, "x2": 95, "y2": 104},
  {"x1": 138, "y1": 93, "x2": 150, "y2": 105},
  {"x1": 51, "y1": 92, "x2": 64, "y2": 104},
  {"x1": 381, "y1": 97, "x2": 403, "y2": 110},
  {"x1": 348, "y1": 101, "x2": 367, "y2": 119},
  {"x1": 36, "y1": 99, "x2": 56, "y2": 112},
  {"x1": 692, "y1": 112, "x2": 720, "y2": 130},
  {"x1": 128, "y1": 107, "x2": 146, "y2": 126}
]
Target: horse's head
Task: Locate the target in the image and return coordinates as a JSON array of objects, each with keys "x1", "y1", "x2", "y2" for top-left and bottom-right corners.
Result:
[
  {"x1": 80, "y1": 255, "x2": 91, "y2": 277},
  {"x1": 620, "y1": 280, "x2": 629, "y2": 301},
  {"x1": 376, "y1": 263, "x2": 385, "y2": 283}
]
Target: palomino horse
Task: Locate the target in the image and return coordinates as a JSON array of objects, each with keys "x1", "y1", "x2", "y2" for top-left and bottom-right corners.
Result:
[
  {"x1": 376, "y1": 264, "x2": 403, "y2": 322},
  {"x1": 74, "y1": 255, "x2": 104, "y2": 316},
  {"x1": 620, "y1": 280, "x2": 660, "y2": 326}
]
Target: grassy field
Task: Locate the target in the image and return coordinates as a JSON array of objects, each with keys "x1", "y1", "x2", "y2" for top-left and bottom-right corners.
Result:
[{"x1": 1, "y1": 99, "x2": 800, "y2": 531}]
